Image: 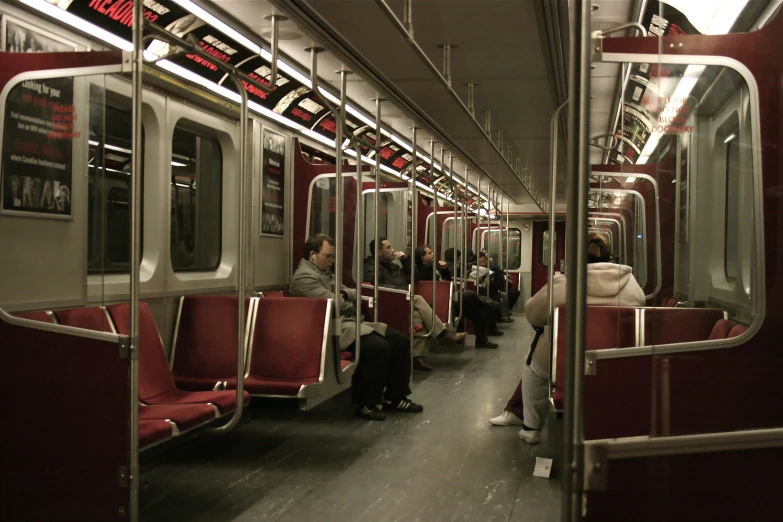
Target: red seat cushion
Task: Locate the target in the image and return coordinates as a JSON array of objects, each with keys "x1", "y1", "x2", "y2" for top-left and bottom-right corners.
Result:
[
  {"x1": 643, "y1": 308, "x2": 725, "y2": 345},
  {"x1": 139, "y1": 420, "x2": 172, "y2": 449},
  {"x1": 145, "y1": 388, "x2": 249, "y2": 414},
  {"x1": 340, "y1": 360, "x2": 352, "y2": 370},
  {"x1": 139, "y1": 403, "x2": 216, "y2": 432},
  {"x1": 727, "y1": 324, "x2": 748, "y2": 338},
  {"x1": 340, "y1": 350, "x2": 354, "y2": 361},
  {"x1": 242, "y1": 375, "x2": 315, "y2": 396}
]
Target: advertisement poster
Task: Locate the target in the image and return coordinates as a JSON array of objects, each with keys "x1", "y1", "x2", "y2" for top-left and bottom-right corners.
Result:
[
  {"x1": 1, "y1": 75, "x2": 77, "y2": 219},
  {"x1": 261, "y1": 128, "x2": 285, "y2": 237}
]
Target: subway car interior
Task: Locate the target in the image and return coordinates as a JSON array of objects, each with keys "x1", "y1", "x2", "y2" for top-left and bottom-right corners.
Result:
[{"x1": 0, "y1": 0, "x2": 781, "y2": 520}]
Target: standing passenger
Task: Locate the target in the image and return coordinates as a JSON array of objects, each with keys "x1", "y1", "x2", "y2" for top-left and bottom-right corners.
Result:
[
  {"x1": 291, "y1": 234, "x2": 424, "y2": 421},
  {"x1": 488, "y1": 233, "x2": 645, "y2": 443}
]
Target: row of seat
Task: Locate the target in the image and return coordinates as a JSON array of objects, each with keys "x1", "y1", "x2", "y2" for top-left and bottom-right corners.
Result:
[
  {"x1": 14, "y1": 295, "x2": 339, "y2": 449},
  {"x1": 550, "y1": 306, "x2": 746, "y2": 440}
]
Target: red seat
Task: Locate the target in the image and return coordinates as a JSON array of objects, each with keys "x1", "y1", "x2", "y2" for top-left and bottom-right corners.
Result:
[
  {"x1": 107, "y1": 303, "x2": 249, "y2": 414},
  {"x1": 554, "y1": 306, "x2": 643, "y2": 439},
  {"x1": 230, "y1": 297, "x2": 330, "y2": 397},
  {"x1": 52, "y1": 307, "x2": 115, "y2": 333},
  {"x1": 170, "y1": 295, "x2": 253, "y2": 391},
  {"x1": 139, "y1": 419, "x2": 173, "y2": 450},
  {"x1": 641, "y1": 308, "x2": 726, "y2": 345},
  {"x1": 708, "y1": 319, "x2": 737, "y2": 340},
  {"x1": 415, "y1": 280, "x2": 453, "y2": 325},
  {"x1": 139, "y1": 403, "x2": 216, "y2": 432},
  {"x1": 727, "y1": 323, "x2": 747, "y2": 338}
]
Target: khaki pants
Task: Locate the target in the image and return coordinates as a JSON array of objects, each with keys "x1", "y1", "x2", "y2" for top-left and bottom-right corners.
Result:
[{"x1": 410, "y1": 295, "x2": 449, "y2": 357}]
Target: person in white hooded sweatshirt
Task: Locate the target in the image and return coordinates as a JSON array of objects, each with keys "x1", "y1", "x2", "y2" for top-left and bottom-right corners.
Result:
[{"x1": 489, "y1": 232, "x2": 646, "y2": 443}]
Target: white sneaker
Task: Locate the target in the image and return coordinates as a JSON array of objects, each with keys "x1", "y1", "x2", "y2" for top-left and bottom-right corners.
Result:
[
  {"x1": 489, "y1": 411, "x2": 524, "y2": 426},
  {"x1": 518, "y1": 427, "x2": 542, "y2": 444}
]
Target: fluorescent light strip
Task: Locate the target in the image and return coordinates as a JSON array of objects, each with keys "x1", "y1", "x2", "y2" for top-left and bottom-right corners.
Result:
[
  {"x1": 171, "y1": 161, "x2": 188, "y2": 167},
  {"x1": 89, "y1": 165, "x2": 127, "y2": 175},
  {"x1": 170, "y1": 0, "x2": 260, "y2": 54},
  {"x1": 724, "y1": 133, "x2": 736, "y2": 143}
]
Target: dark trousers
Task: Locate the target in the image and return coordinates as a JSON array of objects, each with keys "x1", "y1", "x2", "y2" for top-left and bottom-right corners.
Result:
[
  {"x1": 458, "y1": 291, "x2": 497, "y2": 343},
  {"x1": 506, "y1": 288, "x2": 521, "y2": 310},
  {"x1": 349, "y1": 327, "x2": 412, "y2": 407}
]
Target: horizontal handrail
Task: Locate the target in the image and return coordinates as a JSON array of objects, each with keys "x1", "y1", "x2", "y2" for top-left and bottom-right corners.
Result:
[
  {"x1": 360, "y1": 284, "x2": 410, "y2": 296},
  {"x1": 585, "y1": 428, "x2": 783, "y2": 460},
  {"x1": 0, "y1": 306, "x2": 125, "y2": 344}
]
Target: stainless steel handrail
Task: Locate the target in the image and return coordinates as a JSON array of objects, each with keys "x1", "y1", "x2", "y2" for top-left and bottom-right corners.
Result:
[
  {"x1": 409, "y1": 125, "x2": 418, "y2": 349},
  {"x1": 373, "y1": 98, "x2": 382, "y2": 322},
  {"x1": 0, "y1": 307, "x2": 126, "y2": 343},
  {"x1": 130, "y1": 3, "x2": 143, "y2": 518},
  {"x1": 548, "y1": 99, "x2": 568, "y2": 377},
  {"x1": 563, "y1": 1, "x2": 591, "y2": 519}
]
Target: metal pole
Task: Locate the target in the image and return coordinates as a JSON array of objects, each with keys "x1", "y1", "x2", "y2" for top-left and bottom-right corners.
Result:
[
  {"x1": 333, "y1": 71, "x2": 345, "y2": 343},
  {"x1": 430, "y1": 145, "x2": 440, "y2": 329},
  {"x1": 466, "y1": 82, "x2": 476, "y2": 116},
  {"x1": 562, "y1": 1, "x2": 591, "y2": 520},
  {"x1": 452, "y1": 160, "x2": 463, "y2": 325},
  {"x1": 505, "y1": 199, "x2": 510, "y2": 293},
  {"x1": 129, "y1": 1, "x2": 143, "y2": 518},
  {"x1": 497, "y1": 130, "x2": 503, "y2": 152},
  {"x1": 409, "y1": 126, "x2": 418, "y2": 354},
  {"x1": 373, "y1": 98, "x2": 383, "y2": 322},
  {"x1": 485, "y1": 110, "x2": 491, "y2": 135},
  {"x1": 475, "y1": 177, "x2": 481, "y2": 290},
  {"x1": 264, "y1": 14, "x2": 284, "y2": 93},
  {"x1": 548, "y1": 99, "x2": 568, "y2": 381},
  {"x1": 403, "y1": 0, "x2": 414, "y2": 37},
  {"x1": 440, "y1": 44, "x2": 452, "y2": 86},
  {"x1": 462, "y1": 168, "x2": 469, "y2": 304},
  {"x1": 353, "y1": 139, "x2": 363, "y2": 371}
]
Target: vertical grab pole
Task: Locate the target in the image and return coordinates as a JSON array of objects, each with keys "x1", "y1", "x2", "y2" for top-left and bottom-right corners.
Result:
[
  {"x1": 409, "y1": 126, "x2": 418, "y2": 355},
  {"x1": 214, "y1": 75, "x2": 249, "y2": 433},
  {"x1": 475, "y1": 177, "x2": 481, "y2": 290},
  {"x1": 548, "y1": 99, "x2": 568, "y2": 396},
  {"x1": 562, "y1": 1, "x2": 591, "y2": 520},
  {"x1": 130, "y1": 0, "x2": 143, "y2": 518},
  {"x1": 430, "y1": 141, "x2": 439, "y2": 329},
  {"x1": 373, "y1": 98, "x2": 383, "y2": 322},
  {"x1": 463, "y1": 167, "x2": 470, "y2": 295},
  {"x1": 352, "y1": 138, "x2": 363, "y2": 370},
  {"x1": 333, "y1": 71, "x2": 345, "y2": 345},
  {"x1": 451, "y1": 162, "x2": 462, "y2": 325},
  {"x1": 505, "y1": 198, "x2": 510, "y2": 293}
]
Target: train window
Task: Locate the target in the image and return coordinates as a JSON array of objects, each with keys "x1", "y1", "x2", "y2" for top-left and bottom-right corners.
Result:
[
  {"x1": 87, "y1": 103, "x2": 143, "y2": 274},
  {"x1": 724, "y1": 126, "x2": 740, "y2": 281},
  {"x1": 170, "y1": 125, "x2": 222, "y2": 272},
  {"x1": 364, "y1": 192, "x2": 388, "y2": 257},
  {"x1": 309, "y1": 176, "x2": 336, "y2": 239}
]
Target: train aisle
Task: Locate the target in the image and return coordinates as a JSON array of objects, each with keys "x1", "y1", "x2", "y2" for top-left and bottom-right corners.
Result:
[{"x1": 139, "y1": 315, "x2": 560, "y2": 522}]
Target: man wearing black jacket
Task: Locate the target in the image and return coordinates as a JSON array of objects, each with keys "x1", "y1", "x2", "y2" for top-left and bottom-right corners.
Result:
[{"x1": 416, "y1": 245, "x2": 501, "y2": 349}]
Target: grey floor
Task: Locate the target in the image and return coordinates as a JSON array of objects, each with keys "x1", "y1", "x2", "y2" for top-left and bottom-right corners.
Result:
[{"x1": 139, "y1": 316, "x2": 561, "y2": 522}]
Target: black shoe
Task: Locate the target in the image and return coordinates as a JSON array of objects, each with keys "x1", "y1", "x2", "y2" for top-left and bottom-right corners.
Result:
[
  {"x1": 488, "y1": 330, "x2": 505, "y2": 337},
  {"x1": 500, "y1": 317, "x2": 515, "y2": 323},
  {"x1": 356, "y1": 405, "x2": 386, "y2": 421},
  {"x1": 382, "y1": 398, "x2": 424, "y2": 413},
  {"x1": 476, "y1": 340, "x2": 499, "y2": 349}
]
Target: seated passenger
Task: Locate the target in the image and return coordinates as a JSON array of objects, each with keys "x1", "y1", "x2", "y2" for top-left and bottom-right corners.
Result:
[
  {"x1": 488, "y1": 233, "x2": 645, "y2": 443},
  {"x1": 488, "y1": 253, "x2": 521, "y2": 314},
  {"x1": 362, "y1": 237, "x2": 467, "y2": 369},
  {"x1": 415, "y1": 245, "x2": 501, "y2": 349},
  {"x1": 290, "y1": 234, "x2": 424, "y2": 420},
  {"x1": 469, "y1": 251, "x2": 513, "y2": 322}
]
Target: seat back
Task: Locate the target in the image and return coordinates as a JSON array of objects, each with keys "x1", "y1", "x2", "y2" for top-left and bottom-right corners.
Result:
[
  {"x1": 641, "y1": 308, "x2": 726, "y2": 345},
  {"x1": 13, "y1": 310, "x2": 55, "y2": 323},
  {"x1": 170, "y1": 296, "x2": 253, "y2": 380},
  {"x1": 53, "y1": 307, "x2": 115, "y2": 333},
  {"x1": 107, "y1": 303, "x2": 176, "y2": 402},
  {"x1": 414, "y1": 280, "x2": 452, "y2": 324},
  {"x1": 360, "y1": 286, "x2": 410, "y2": 333},
  {"x1": 248, "y1": 297, "x2": 331, "y2": 383},
  {"x1": 708, "y1": 319, "x2": 737, "y2": 340},
  {"x1": 0, "y1": 313, "x2": 129, "y2": 521},
  {"x1": 727, "y1": 323, "x2": 748, "y2": 338}
]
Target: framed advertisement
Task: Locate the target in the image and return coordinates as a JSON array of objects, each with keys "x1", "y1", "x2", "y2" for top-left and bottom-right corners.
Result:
[
  {"x1": 260, "y1": 128, "x2": 286, "y2": 237},
  {"x1": 3, "y1": 16, "x2": 77, "y2": 53}
]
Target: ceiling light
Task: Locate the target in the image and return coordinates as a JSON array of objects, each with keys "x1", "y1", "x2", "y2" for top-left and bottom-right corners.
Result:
[
  {"x1": 724, "y1": 133, "x2": 737, "y2": 143},
  {"x1": 170, "y1": 0, "x2": 261, "y2": 54},
  {"x1": 625, "y1": 176, "x2": 636, "y2": 183},
  {"x1": 171, "y1": 161, "x2": 188, "y2": 167}
]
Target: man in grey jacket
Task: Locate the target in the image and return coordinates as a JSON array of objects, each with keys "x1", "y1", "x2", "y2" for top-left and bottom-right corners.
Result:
[{"x1": 290, "y1": 234, "x2": 424, "y2": 421}]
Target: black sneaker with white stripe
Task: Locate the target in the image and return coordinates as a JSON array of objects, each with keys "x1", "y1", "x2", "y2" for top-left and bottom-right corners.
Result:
[
  {"x1": 382, "y1": 399, "x2": 424, "y2": 413},
  {"x1": 356, "y1": 405, "x2": 386, "y2": 421}
]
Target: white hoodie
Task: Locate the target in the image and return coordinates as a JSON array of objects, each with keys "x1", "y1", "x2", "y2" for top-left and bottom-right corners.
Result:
[{"x1": 524, "y1": 262, "x2": 646, "y2": 374}]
